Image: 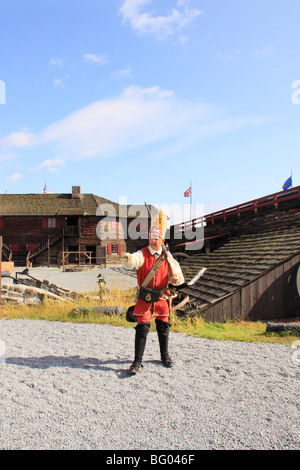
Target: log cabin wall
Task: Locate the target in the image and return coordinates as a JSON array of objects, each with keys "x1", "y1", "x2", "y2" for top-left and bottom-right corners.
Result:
[
  {"x1": 1, "y1": 216, "x2": 64, "y2": 265},
  {"x1": 29, "y1": 216, "x2": 141, "y2": 266},
  {"x1": 94, "y1": 216, "x2": 150, "y2": 265},
  {"x1": 126, "y1": 237, "x2": 149, "y2": 254},
  {"x1": 1, "y1": 215, "x2": 61, "y2": 244},
  {"x1": 33, "y1": 239, "x2": 64, "y2": 266},
  {"x1": 29, "y1": 215, "x2": 150, "y2": 266}
]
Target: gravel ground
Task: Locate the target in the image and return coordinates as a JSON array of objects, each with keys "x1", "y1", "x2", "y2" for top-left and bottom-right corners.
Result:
[{"x1": 0, "y1": 318, "x2": 299, "y2": 450}]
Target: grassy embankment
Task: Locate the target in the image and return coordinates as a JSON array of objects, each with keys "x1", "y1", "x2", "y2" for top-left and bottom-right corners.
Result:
[{"x1": 0, "y1": 287, "x2": 299, "y2": 346}]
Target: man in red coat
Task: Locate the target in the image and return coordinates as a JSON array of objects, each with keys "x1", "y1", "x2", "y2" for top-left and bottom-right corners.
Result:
[{"x1": 121, "y1": 224, "x2": 185, "y2": 374}]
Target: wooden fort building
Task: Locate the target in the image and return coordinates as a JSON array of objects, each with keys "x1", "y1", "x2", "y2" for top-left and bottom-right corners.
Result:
[{"x1": 0, "y1": 186, "x2": 150, "y2": 267}]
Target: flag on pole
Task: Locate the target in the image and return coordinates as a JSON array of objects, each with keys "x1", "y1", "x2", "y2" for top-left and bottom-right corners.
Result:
[
  {"x1": 43, "y1": 182, "x2": 52, "y2": 194},
  {"x1": 282, "y1": 176, "x2": 292, "y2": 191},
  {"x1": 184, "y1": 187, "x2": 191, "y2": 197}
]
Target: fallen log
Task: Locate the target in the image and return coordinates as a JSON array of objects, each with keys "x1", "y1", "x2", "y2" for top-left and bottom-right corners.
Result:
[
  {"x1": 266, "y1": 322, "x2": 300, "y2": 332},
  {"x1": 1, "y1": 283, "x2": 67, "y2": 304},
  {"x1": 69, "y1": 306, "x2": 124, "y2": 318}
]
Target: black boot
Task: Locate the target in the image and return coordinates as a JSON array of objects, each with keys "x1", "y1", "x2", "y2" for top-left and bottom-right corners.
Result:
[
  {"x1": 155, "y1": 319, "x2": 173, "y2": 368},
  {"x1": 129, "y1": 323, "x2": 150, "y2": 374}
]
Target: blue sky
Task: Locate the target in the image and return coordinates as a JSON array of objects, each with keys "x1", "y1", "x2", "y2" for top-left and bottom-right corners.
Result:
[{"x1": 0, "y1": 0, "x2": 299, "y2": 223}]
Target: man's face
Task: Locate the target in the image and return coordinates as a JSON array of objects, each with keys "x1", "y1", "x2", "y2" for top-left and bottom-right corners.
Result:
[{"x1": 149, "y1": 236, "x2": 164, "y2": 252}]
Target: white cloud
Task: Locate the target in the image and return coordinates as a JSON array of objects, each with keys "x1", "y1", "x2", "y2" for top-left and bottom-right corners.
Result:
[
  {"x1": 35, "y1": 84, "x2": 265, "y2": 163},
  {"x1": 0, "y1": 131, "x2": 35, "y2": 149},
  {"x1": 122, "y1": 84, "x2": 174, "y2": 99},
  {"x1": 6, "y1": 172, "x2": 23, "y2": 182},
  {"x1": 217, "y1": 50, "x2": 241, "y2": 62},
  {"x1": 54, "y1": 78, "x2": 66, "y2": 88},
  {"x1": 84, "y1": 53, "x2": 109, "y2": 65},
  {"x1": 50, "y1": 57, "x2": 66, "y2": 68},
  {"x1": 38, "y1": 85, "x2": 183, "y2": 159},
  {"x1": 0, "y1": 84, "x2": 270, "y2": 174},
  {"x1": 33, "y1": 158, "x2": 65, "y2": 173},
  {"x1": 256, "y1": 45, "x2": 274, "y2": 58},
  {"x1": 113, "y1": 67, "x2": 133, "y2": 79},
  {"x1": 0, "y1": 130, "x2": 35, "y2": 165},
  {"x1": 119, "y1": 0, "x2": 202, "y2": 39}
]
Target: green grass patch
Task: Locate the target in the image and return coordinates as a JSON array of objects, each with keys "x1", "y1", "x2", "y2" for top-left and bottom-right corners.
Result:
[
  {"x1": 171, "y1": 316, "x2": 299, "y2": 345},
  {"x1": 0, "y1": 288, "x2": 299, "y2": 345}
]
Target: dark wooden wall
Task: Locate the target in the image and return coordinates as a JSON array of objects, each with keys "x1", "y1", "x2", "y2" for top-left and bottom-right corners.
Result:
[
  {"x1": 198, "y1": 254, "x2": 300, "y2": 322},
  {"x1": 0, "y1": 215, "x2": 149, "y2": 266},
  {"x1": 0, "y1": 216, "x2": 63, "y2": 265}
]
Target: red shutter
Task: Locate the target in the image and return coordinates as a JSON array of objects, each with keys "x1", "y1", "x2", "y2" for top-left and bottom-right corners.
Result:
[
  {"x1": 117, "y1": 243, "x2": 122, "y2": 255},
  {"x1": 10, "y1": 243, "x2": 19, "y2": 253},
  {"x1": 107, "y1": 243, "x2": 111, "y2": 255},
  {"x1": 56, "y1": 217, "x2": 61, "y2": 228},
  {"x1": 26, "y1": 243, "x2": 36, "y2": 251},
  {"x1": 0, "y1": 217, "x2": 3, "y2": 228},
  {"x1": 42, "y1": 217, "x2": 48, "y2": 228}
]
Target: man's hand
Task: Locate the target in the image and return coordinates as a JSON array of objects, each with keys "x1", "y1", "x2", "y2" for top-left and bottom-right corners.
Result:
[
  {"x1": 121, "y1": 253, "x2": 132, "y2": 263},
  {"x1": 170, "y1": 275, "x2": 179, "y2": 284}
]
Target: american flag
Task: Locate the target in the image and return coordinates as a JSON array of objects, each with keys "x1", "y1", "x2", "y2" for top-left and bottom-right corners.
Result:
[
  {"x1": 43, "y1": 182, "x2": 52, "y2": 194},
  {"x1": 184, "y1": 187, "x2": 191, "y2": 197}
]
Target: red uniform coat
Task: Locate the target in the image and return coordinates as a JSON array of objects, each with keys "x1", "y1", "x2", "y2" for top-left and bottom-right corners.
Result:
[{"x1": 134, "y1": 247, "x2": 171, "y2": 323}]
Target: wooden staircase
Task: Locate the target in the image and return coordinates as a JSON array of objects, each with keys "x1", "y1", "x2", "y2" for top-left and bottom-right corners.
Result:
[
  {"x1": 2, "y1": 242, "x2": 13, "y2": 261},
  {"x1": 26, "y1": 226, "x2": 78, "y2": 266}
]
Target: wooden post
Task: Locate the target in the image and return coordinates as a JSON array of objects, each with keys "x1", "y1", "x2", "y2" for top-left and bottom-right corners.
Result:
[
  {"x1": 47, "y1": 236, "x2": 50, "y2": 267},
  {"x1": 78, "y1": 217, "x2": 81, "y2": 267},
  {"x1": 190, "y1": 181, "x2": 192, "y2": 220},
  {"x1": 0, "y1": 236, "x2": 2, "y2": 304},
  {"x1": 62, "y1": 230, "x2": 65, "y2": 270}
]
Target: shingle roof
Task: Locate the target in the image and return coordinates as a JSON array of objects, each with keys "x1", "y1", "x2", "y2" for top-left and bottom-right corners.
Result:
[
  {"x1": 0, "y1": 193, "x2": 150, "y2": 217},
  {"x1": 179, "y1": 229, "x2": 300, "y2": 311}
]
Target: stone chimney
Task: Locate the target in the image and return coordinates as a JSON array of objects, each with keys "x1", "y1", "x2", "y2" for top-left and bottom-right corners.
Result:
[{"x1": 72, "y1": 186, "x2": 82, "y2": 199}]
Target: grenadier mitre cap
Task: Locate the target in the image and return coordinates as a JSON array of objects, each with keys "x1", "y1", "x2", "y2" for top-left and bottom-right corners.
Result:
[{"x1": 149, "y1": 209, "x2": 167, "y2": 240}]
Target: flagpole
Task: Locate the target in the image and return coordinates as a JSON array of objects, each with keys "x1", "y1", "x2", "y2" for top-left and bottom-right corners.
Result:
[{"x1": 190, "y1": 181, "x2": 192, "y2": 220}]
